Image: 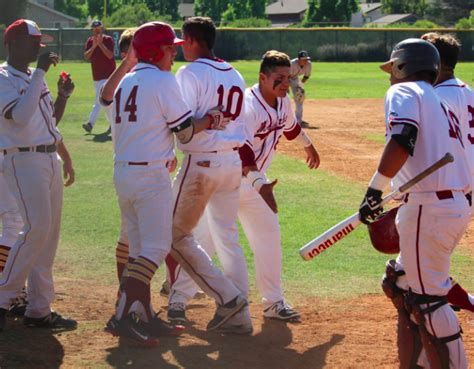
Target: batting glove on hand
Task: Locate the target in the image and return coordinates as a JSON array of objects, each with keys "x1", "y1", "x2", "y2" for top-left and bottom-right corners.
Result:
[
  {"x1": 359, "y1": 187, "x2": 383, "y2": 225},
  {"x1": 207, "y1": 105, "x2": 231, "y2": 130}
]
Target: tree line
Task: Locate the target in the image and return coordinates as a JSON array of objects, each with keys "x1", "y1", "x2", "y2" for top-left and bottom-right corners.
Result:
[{"x1": 0, "y1": 0, "x2": 473, "y2": 28}]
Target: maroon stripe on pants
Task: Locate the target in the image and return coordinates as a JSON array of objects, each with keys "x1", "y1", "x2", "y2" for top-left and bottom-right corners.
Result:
[
  {"x1": 166, "y1": 155, "x2": 192, "y2": 285},
  {"x1": 169, "y1": 154, "x2": 225, "y2": 304},
  {"x1": 0, "y1": 156, "x2": 30, "y2": 286},
  {"x1": 415, "y1": 205, "x2": 439, "y2": 337}
]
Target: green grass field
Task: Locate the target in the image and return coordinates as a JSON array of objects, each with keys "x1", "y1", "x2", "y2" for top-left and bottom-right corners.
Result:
[{"x1": 40, "y1": 61, "x2": 474, "y2": 301}]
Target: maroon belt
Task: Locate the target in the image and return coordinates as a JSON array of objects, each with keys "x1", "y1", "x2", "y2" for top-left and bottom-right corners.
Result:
[{"x1": 128, "y1": 162, "x2": 148, "y2": 166}]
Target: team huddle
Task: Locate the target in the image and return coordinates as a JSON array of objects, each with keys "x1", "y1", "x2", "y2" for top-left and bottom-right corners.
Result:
[{"x1": 0, "y1": 15, "x2": 473, "y2": 368}]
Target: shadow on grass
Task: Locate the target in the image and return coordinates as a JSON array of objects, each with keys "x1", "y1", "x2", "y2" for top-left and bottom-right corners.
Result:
[
  {"x1": 86, "y1": 130, "x2": 112, "y2": 143},
  {"x1": 0, "y1": 319, "x2": 64, "y2": 369},
  {"x1": 105, "y1": 318, "x2": 344, "y2": 369}
]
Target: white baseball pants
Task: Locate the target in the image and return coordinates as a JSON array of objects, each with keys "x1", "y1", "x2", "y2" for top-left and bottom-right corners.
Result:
[
  {"x1": 88, "y1": 79, "x2": 113, "y2": 127},
  {"x1": 169, "y1": 150, "x2": 244, "y2": 306},
  {"x1": 395, "y1": 191, "x2": 470, "y2": 369},
  {"x1": 290, "y1": 79, "x2": 303, "y2": 123},
  {"x1": 170, "y1": 176, "x2": 284, "y2": 309},
  {"x1": 114, "y1": 162, "x2": 172, "y2": 265},
  {"x1": 0, "y1": 159, "x2": 23, "y2": 248},
  {"x1": 0, "y1": 152, "x2": 63, "y2": 318}
]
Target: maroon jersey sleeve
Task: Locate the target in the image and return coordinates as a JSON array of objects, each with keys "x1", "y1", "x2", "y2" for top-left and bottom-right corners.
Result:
[
  {"x1": 104, "y1": 36, "x2": 115, "y2": 54},
  {"x1": 84, "y1": 37, "x2": 93, "y2": 51}
]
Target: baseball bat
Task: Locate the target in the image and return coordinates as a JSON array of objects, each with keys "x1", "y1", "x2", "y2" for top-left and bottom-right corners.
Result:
[{"x1": 299, "y1": 152, "x2": 454, "y2": 261}]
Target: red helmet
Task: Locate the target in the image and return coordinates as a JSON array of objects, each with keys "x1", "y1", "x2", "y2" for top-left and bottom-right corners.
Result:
[
  {"x1": 367, "y1": 206, "x2": 400, "y2": 254},
  {"x1": 132, "y1": 22, "x2": 184, "y2": 64}
]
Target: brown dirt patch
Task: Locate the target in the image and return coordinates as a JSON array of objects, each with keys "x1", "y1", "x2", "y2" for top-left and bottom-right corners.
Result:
[
  {"x1": 0, "y1": 99, "x2": 472, "y2": 369},
  {"x1": 0, "y1": 280, "x2": 472, "y2": 369}
]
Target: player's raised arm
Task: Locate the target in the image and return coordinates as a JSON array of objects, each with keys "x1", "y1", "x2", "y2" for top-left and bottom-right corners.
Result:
[{"x1": 100, "y1": 47, "x2": 137, "y2": 105}]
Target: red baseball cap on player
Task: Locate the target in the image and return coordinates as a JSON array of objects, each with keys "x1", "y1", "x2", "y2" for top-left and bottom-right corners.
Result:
[{"x1": 3, "y1": 19, "x2": 53, "y2": 46}]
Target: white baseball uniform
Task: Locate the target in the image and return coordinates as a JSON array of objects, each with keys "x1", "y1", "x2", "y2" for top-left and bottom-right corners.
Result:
[
  {"x1": 170, "y1": 84, "x2": 302, "y2": 309},
  {"x1": 0, "y1": 63, "x2": 64, "y2": 318},
  {"x1": 386, "y1": 81, "x2": 470, "y2": 369},
  {"x1": 167, "y1": 58, "x2": 248, "y2": 313},
  {"x1": 111, "y1": 63, "x2": 185, "y2": 269},
  {"x1": 435, "y1": 78, "x2": 474, "y2": 185},
  {"x1": 289, "y1": 58, "x2": 312, "y2": 123}
]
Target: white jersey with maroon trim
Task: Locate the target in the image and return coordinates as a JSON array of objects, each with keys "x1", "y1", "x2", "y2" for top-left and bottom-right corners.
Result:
[
  {"x1": 435, "y1": 78, "x2": 474, "y2": 182},
  {"x1": 245, "y1": 84, "x2": 301, "y2": 173},
  {"x1": 385, "y1": 81, "x2": 470, "y2": 192},
  {"x1": 175, "y1": 58, "x2": 247, "y2": 152},
  {"x1": 112, "y1": 63, "x2": 191, "y2": 162},
  {"x1": 0, "y1": 63, "x2": 61, "y2": 149}
]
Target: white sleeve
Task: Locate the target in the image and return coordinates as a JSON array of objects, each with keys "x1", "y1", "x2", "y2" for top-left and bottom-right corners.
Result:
[
  {"x1": 0, "y1": 73, "x2": 20, "y2": 118},
  {"x1": 242, "y1": 96, "x2": 259, "y2": 148},
  {"x1": 8, "y1": 69, "x2": 46, "y2": 125},
  {"x1": 176, "y1": 67, "x2": 199, "y2": 116},
  {"x1": 158, "y1": 73, "x2": 192, "y2": 130},
  {"x1": 386, "y1": 85, "x2": 421, "y2": 136}
]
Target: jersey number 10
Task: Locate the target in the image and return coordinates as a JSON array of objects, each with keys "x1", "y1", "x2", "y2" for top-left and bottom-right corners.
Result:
[{"x1": 217, "y1": 85, "x2": 243, "y2": 120}]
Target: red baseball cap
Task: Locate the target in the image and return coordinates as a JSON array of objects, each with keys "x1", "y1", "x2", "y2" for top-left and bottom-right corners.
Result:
[{"x1": 4, "y1": 19, "x2": 53, "y2": 46}]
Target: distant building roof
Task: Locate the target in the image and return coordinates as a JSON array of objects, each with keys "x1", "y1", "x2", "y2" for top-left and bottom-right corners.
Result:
[
  {"x1": 28, "y1": 0, "x2": 78, "y2": 22},
  {"x1": 266, "y1": 0, "x2": 308, "y2": 16},
  {"x1": 178, "y1": 3, "x2": 195, "y2": 18},
  {"x1": 360, "y1": 2, "x2": 382, "y2": 14},
  {"x1": 371, "y1": 14, "x2": 416, "y2": 25}
]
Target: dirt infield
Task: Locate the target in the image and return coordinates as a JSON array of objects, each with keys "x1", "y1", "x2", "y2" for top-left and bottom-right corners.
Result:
[{"x1": 0, "y1": 99, "x2": 472, "y2": 369}]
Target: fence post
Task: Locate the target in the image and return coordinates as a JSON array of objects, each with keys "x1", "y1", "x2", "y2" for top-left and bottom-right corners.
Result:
[
  {"x1": 59, "y1": 26, "x2": 63, "y2": 59},
  {"x1": 335, "y1": 29, "x2": 339, "y2": 61}
]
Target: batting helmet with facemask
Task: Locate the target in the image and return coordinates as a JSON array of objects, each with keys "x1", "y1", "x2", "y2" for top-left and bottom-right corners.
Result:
[
  {"x1": 132, "y1": 22, "x2": 184, "y2": 64},
  {"x1": 380, "y1": 38, "x2": 440, "y2": 82},
  {"x1": 367, "y1": 206, "x2": 400, "y2": 254}
]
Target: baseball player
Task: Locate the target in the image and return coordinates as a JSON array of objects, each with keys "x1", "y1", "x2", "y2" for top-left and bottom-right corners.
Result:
[
  {"x1": 168, "y1": 50, "x2": 320, "y2": 324},
  {"x1": 163, "y1": 16, "x2": 252, "y2": 334},
  {"x1": 289, "y1": 50, "x2": 312, "y2": 127},
  {"x1": 100, "y1": 21, "x2": 247, "y2": 344},
  {"x1": 360, "y1": 39, "x2": 470, "y2": 368},
  {"x1": 421, "y1": 32, "x2": 474, "y2": 319},
  {"x1": 83, "y1": 20, "x2": 115, "y2": 133},
  {"x1": 0, "y1": 19, "x2": 76, "y2": 331}
]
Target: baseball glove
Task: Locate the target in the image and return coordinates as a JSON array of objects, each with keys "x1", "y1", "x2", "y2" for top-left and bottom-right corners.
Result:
[{"x1": 294, "y1": 85, "x2": 305, "y2": 104}]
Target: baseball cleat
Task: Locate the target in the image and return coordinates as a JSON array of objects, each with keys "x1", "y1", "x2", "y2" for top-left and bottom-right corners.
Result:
[
  {"x1": 143, "y1": 315, "x2": 185, "y2": 337},
  {"x1": 24, "y1": 311, "x2": 78, "y2": 330},
  {"x1": 0, "y1": 308, "x2": 7, "y2": 332},
  {"x1": 105, "y1": 313, "x2": 159, "y2": 347},
  {"x1": 82, "y1": 122, "x2": 93, "y2": 133},
  {"x1": 167, "y1": 302, "x2": 187, "y2": 323},
  {"x1": 207, "y1": 294, "x2": 248, "y2": 331},
  {"x1": 9, "y1": 287, "x2": 28, "y2": 317},
  {"x1": 263, "y1": 300, "x2": 301, "y2": 321}
]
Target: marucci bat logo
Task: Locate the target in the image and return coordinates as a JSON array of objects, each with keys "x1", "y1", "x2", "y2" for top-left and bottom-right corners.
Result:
[{"x1": 308, "y1": 223, "x2": 355, "y2": 258}]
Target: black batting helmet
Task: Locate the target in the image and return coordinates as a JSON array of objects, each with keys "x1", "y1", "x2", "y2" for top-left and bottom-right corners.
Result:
[
  {"x1": 367, "y1": 206, "x2": 400, "y2": 254},
  {"x1": 380, "y1": 38, "x2": 440, "y2": 82}
]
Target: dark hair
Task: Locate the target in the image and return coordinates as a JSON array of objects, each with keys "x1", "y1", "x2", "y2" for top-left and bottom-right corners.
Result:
[
  {"x1": 421, "y1": 32, "x2": 460, "y2": 70},
  {"x1": 119, "y1": 28, "x2": 135, "y2": 53},
  {"x1": 182, "y1": 17, "x2": 216, "y2": 50},
  {"x1": 412, "y1": 70, "x2": 438, "y2": 85},
  {"x1": 260, "y1": 50, "x2": 291, "y2": 75}
]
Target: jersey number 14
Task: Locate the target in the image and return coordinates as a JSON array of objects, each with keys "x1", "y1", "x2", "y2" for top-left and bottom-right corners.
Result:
[{"x1": 115, "y1": 86, "x2": 139, "y2": 124}]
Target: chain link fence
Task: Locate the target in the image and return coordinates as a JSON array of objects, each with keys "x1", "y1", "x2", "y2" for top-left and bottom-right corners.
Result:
[{"x1": 1, "y1": 28, "x2": 473, "y2": 62}]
